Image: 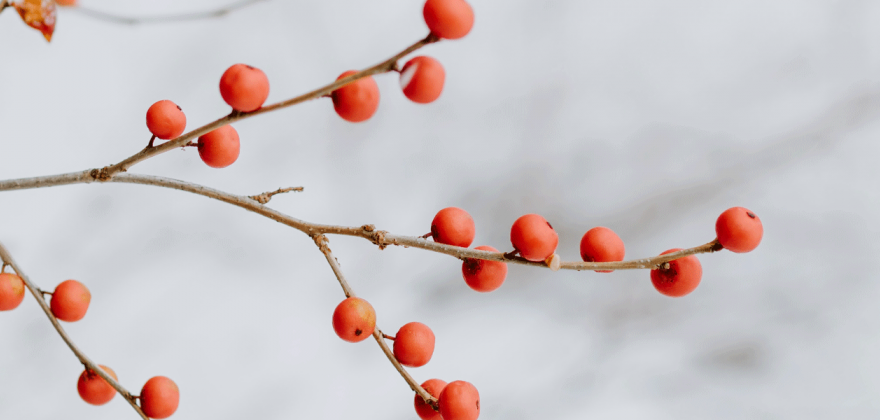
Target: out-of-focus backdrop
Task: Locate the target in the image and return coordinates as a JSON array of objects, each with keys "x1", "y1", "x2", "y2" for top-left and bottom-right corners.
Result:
[{"x1": 2, "y1": 1, "x2": 879, "y2": 419}]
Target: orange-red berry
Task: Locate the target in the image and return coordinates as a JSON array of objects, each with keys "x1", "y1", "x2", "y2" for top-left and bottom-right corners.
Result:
[
  {"x1": 423, "y1": 0, "x2": 475, "y2": 40},
  {"x1": 715, "y1": 207, "x2": 763, "y2": 253},
  {"x1": 50, "y1": 280, "x2": 90, "y2": 322},
  {"x1": 510, "y1": 214, "x2": 558, "y2": 262},
  {"x1": 0, "y1": 273, "x2": 26, "y2": 311},
  {"x1": 414, "y1": 378, "x2": 447, "y2": 420},
  {"x1": 219, "y1": 64, "x2": 270, "y2": 112},
  {"x1": 579, "y1": 227, "x2": 625, "y2": 273},
  {"x1": 462, "y1": 245, "x2": 507, "y2": 292},
  {"x1": 146, "y1": 100, "x2": 186, "y2": 140},
  {"x1": 332, "y1": 297, "x2": 376, "y2": 343},
  {"x1": 650, "y1": 249, "x2": 702, "y2": 297},
  {"x1": 77, "y1": 365, "x2": 118, "y2": 406},
  {"x1": 331, "y1": 70, "x2": 380, "y2": 122},
  {"x1": 393, "y1": 322, "x2": 435, "y2": 367},
  {"x1": 140, "y1": 376, "x2": 179, "y2": 419},
  {"x1": 431, "y1": 207, "x2": 475, "y2": 248},
  {"x1": 197, "y1": 125, "x2": 240, "y2": 168},
  {"x1": 400, "y1": 56, "x2": 445, "y2": 104},
  {"x1": 439, "y1": 380, "x2": 480, "y2": 420}
]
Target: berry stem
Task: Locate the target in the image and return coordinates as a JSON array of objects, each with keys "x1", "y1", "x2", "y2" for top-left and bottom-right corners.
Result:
[
  {"x1": 311, "y1": 234, "x2": 437, "y2": 406},
  {"x1": 248, "y1": 186, "x2": 304, "y2": 205},
  {"x1": 0, "y1": 241, "x2": 149, "y2": 420},
  {"x1": 383, "y1": 333, "x2": 396, "y2": 340},
  {"x1": 146, "y1": 135, "x2": 156, "y2": 149},
  {"x1": 94, "y1": 33, "x2": 440, "y2": 179}
]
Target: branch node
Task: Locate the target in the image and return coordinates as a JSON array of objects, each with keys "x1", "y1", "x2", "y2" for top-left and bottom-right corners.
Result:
[
  {"x1": 361, "y1": 224, "x2": 376, "y2": 232},
  {"x1": 248, "y1": 186, "x2": 303, "y2": 204},
  {"x1": 503, "y1": 249, "x2": 520, "y2": 259},
  {"x1": 545, "y1": 254, "x2": 561, "y2": 272}
]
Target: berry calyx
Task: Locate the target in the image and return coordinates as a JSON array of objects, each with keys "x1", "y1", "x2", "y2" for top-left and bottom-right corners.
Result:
[
  {"x1": 715, "y1": 207, "x2": 763, "y2": 253},
  {"x1": 77, "y1": 365, "x2": 118, "y2": 406},
  {"x1": 650, "y1": 249, "x2": 702, "y2": 297},
  {"x1": 140, "y1": 376, "x2": 180, "y2": 419},
  {"x1": 332, "y1": 297, "x2": 376, "y2": 343},
  {"x1": 146, "y1": 100, "x2": 187, "y2": 140},
  {"x1": 438, "y1": 380, "x2": 480, "y2": 420},
  {"x1": 331, "y1": 70, "x2": 380, "y2": 122},
  {"x1": 393, "y1": 322, "x2": 435, "y2": 367},
  {"x1": 0, "y1": 272, "x2": 26, "y2": 311},
  {"x1": 461, "y1": 245, "x2": 507, "y2": 292},
  {"x1": 50, "y1": 280, "x2": 90, "y2": 322},
  {"x1": 197, "y1": 125, "x2": 240, "y2": 168},
  {"x1": 219, "y1": 64, "x2": 270, "y2": 112},
  {"x1": 423, "y1": 0, "x2": 475, "y2": 40},
  {"x1": 510, "y1": 214, "x2": 558, "y2": 262},
  {"x1": 430, "y1": 207, "x2": 475, "y2": 248},
  {"x1": 400, "y1": 56, "x2": 446, "y2": 104},
  {"x1": 414, "y1": 378, "x2": 447, "y2": 420},
  {"x1": 579, "y1": 227, "x2": 625, "y2": 273}
]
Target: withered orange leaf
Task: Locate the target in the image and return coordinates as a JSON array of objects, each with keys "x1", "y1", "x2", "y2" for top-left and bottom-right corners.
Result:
[{"x1": 14, "y1": 0, "x2": 56, "y2": 42}]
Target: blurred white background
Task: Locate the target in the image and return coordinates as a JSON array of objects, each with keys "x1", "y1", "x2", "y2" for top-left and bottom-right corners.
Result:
[{"x1": 2, "y1": 0, "x2": 880, "y2": 419}]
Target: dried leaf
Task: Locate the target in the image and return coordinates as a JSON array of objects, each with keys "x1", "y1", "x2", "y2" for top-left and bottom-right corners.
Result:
[{"x1": 14, "y1": 0, "x2": 56, "y2": 42}]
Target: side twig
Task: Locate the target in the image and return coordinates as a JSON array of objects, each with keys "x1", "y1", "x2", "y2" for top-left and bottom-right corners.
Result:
[
  {"x1": 71, "y1": 0, "x2": 265, "y2": 25},
  {"x1": 0, "y1": 241, "x2": 149, "y2": 420},
  {"x1": 249, "y1": 186, "x2": 303, "y2": 204},
  {"x1": 312, "y1": 234, "x2": 437, "y2": 408}
]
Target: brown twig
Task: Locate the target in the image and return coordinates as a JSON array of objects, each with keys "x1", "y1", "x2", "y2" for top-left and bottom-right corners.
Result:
[
  {"x1": 311, "y1": 234, "x2": 437, "y2": 407},
  {"x1": 71, "y1": 0, "x2": 266, "y2": 25},
  {"x1": 0, "y1": 241, "x2": 149, "y2": 420},
  {"x1": 0, "y1": 0, "x2": 10, "y2": 14},
  {"x1": 249, "y1": 186, "x2": 303, "y2": 204},
  {"x1": 94, "y1": 33, "x2": 440, "y2": 180},
  {"x1": 0, "y1": 172, "x2": 724, "y2": 270}
]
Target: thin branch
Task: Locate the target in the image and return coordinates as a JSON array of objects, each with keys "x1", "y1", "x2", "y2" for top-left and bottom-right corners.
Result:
[
  {"x1": 0, "y1": 241, "x2": 149, "y2": 420},
  {"x1": 0, "y1": 0, "x2": 10, "y2": 14},
  {"x1": 312, "y1": 234, "x2": 354, "y2": 298},
  {"x1": 249, "y1": 186, "x2": 303, "y2": 204},
  {"x1": 71, "y1": 0, "x2": 265, "y2": 25},
  {"x1": 0, "y1": 172, "x2": 725, "y2": 270},
  {"x1": 94, "y1": 33, "x2": 439, "y2": 179},
  {"x1": 311, "y1": 235, "x2": 437, "y2": 407}
]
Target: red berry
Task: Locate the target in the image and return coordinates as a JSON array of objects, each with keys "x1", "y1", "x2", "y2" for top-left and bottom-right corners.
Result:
[
  {"x1": 400, "y1": 56, "x2": 446, "y2": 104},
  {"x1": 197, "y1": 125, "x2": 240, "y2": 168},
  {"x1": 219, "y1": 64, "x2": 270, "y2": 112},
  {"x1": 423, "y1": 0, "x2": 475, "y2": 40},
  {"x1": 0, "y1": 273, "x2": 26, "y2": 311},
  {"x1": 414, "y1": 379, "x2": 447, "y2": 420},
  {"x1": 331, "y1": 70, "x2": 380, "y2": 122},
  {"x1": 393, "y1": 322, "x2": 435, "y2": 367},
  {"x1": 461, "y1": 245, "x2": 507, "y2": 292},
  {"x1": 431, "y1": 207, "x2": 475, "y2": 247},
  {"x1": 510, "y1": 214, "x2": 558, "y2": 262},
  {"x1": 50, "y1": 280, "x2": 90, "y2": 322},
  {"x1": 650, "y1": 249, "x2": 702, "y2": 297},
  {"x1": 332, "y1": 297, "x2": 376, "y2": 343},
  {"x1": 77, "y1": 365, "x2": 118, "y2": 406},
  {"x1": 146, "y1": 100, "x2": 186, "y2": 140},
  {"x1": 140, "y1": 376, "x2": 179, "y2": 419},
  {"x1": 579, "y1": 227, "x2": 625, "y2": 273},
  {"x1": 439, "y1": 380, "x2": 480, "y2": 420},
  {"x1": 715, "y1": 207, "x2": 763, "y2": 253}
]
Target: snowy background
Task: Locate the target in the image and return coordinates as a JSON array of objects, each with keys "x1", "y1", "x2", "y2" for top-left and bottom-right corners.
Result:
[{"x1": 2, "y1": 0, "x2": 880, "y2": 419}]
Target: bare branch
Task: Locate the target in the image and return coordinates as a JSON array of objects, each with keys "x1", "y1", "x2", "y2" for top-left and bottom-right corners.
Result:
[
  {"x1": 311, "y1": 235, "x2": 437, "y2": 408},
  {"x1": 249, "y1": 186, "x2": 303, "y2": 204},
  {"x1": 0, "y1": 241, "x2": 149, "y2": 420},
  {"x1": 96, "y1": 33, "x2": 440, "y2": 179},
  {"x1": 70, "y1": 0, "x2": 265, "y2": 25},
  {"x1": 0, "y1": 172, "x2": 724, "y2": 271}
]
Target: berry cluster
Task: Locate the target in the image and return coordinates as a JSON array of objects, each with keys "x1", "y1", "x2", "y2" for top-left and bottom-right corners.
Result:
[
  {"x1": 141, "y1": 0, "x2": 474, "y2": 171},
  {"x1": 0, "y1": 275, "x2": 180, "y2": 418}
]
